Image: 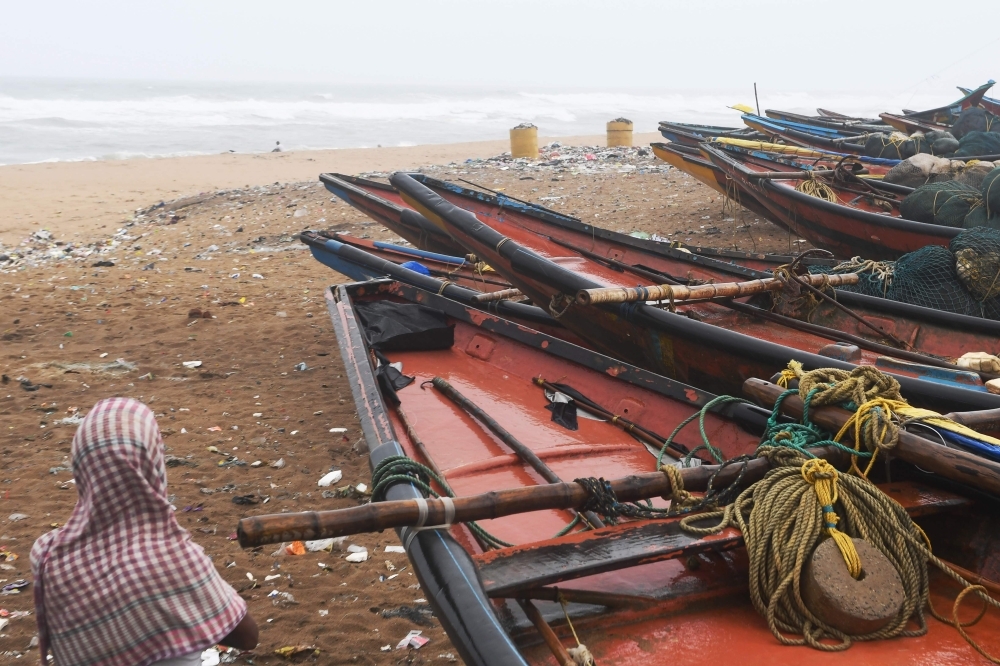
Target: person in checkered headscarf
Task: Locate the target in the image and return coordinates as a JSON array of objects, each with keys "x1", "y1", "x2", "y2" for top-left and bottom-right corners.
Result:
[{"x1": 30, "y1": 398, "x2": 258, "y2": 666}]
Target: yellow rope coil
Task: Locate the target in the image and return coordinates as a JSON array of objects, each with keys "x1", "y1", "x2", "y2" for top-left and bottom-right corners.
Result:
[
  {"x1": 801, "y1": 458, "x2": 862, "y2": 578},
  {"x1": 795, "y1": 174, "x2": 838, "y2": 202}
]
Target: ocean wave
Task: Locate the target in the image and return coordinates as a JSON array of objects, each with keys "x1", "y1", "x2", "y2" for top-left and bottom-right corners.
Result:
[{"x1": 0, "y1": 81, "x2": 972, "y2": 165}]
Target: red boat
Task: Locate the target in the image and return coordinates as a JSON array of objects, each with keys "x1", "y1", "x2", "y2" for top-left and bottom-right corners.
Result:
[
  {"x1": 304, "y1": 277, "x2": 1000, "y2": 665},
  {"x1": 389, "y1": 171, "x2": 1000, "y2": 412},
  {"x1": 322, "y1": 172, "x2": 1000, "y2": 371},
  {"x1": 701, "y1": 142, "x2": 959, "y2": 260}
]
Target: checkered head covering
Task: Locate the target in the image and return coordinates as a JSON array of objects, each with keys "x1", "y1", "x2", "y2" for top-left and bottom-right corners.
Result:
[{"x1": 31, "y1": 398, "x2": 246, "y2": 666}]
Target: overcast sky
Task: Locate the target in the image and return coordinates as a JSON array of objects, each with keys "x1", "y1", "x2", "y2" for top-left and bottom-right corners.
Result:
[{"x1": 2, "y1": 0, "x2": 996, "y2": 95}]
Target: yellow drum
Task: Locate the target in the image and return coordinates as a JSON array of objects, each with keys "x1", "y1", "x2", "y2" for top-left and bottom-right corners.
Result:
[
  {"x1": 607, "y1": 118, "x2": 633, "y2": 147},
  {"x1": 510, "y1": 123, "x2": 538, "y2": 159}
]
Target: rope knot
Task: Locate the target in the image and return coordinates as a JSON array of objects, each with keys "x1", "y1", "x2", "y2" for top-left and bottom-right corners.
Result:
[
  {"x1": 659, "y1": 464, "x2": 700, "y2": 512},
  {"x1": 801, "y1": 459, "x2": 862, "y2": 579}
]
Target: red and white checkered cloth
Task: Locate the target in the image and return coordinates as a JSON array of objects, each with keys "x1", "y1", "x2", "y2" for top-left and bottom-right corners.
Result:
[{"x1": 31, "y1": 398, "x2": 246, "y2": 666}]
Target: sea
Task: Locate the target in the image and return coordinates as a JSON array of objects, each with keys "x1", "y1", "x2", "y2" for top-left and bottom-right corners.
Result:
[{"x1": 0, "y1": 78, "x2": 969, "y2": 166}]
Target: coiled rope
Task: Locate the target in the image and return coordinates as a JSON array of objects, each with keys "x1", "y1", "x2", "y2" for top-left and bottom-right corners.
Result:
[{"x1": 795, "y1": 173, "x2": 838, "y2": 202}]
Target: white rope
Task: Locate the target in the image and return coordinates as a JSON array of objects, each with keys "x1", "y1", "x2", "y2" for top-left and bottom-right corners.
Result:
[{"x1": 402, "y1": 496, "x2": 456, "y2": 550}]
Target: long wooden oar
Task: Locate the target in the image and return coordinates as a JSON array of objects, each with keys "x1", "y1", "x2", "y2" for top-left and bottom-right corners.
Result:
[
  {"x1": 743, "y1": 378, "x2": 1000, "y2": 496},
  {"x1": 236, "y1": 453, "x2": 778, "y2": 548},
  {"x1": 576, "y1": 273, "x2": 857, "y2": 306}
]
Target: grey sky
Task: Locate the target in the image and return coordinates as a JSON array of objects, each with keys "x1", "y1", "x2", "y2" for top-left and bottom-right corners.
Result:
[{"x1": 2, "y1": 0, "x2": 996, "y2": 95}]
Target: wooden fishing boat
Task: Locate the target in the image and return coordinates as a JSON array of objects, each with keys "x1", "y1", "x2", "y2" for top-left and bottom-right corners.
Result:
[
  {"x1": 958, "y1": 85, "x2": 1000, "y2": 117},
  {"x1": 764, "y1": 109, "x2": 889, "y2": 133},
  {"x1": 267, "y1": 276, "x2": 1000, "y2": 665},
  {"x1": 657, "y1": 120, "x2": 761, "y2": 147},
  {"x1": 321, "y1": 173, "x2": 1000, "y2": 372},
  {"x1": 877, "y1": 113, "x2": 952, "y2": 136},
  {"x1": 302, "y1": 230, "x2": 511, "y2": 292},
  {"x1": 701, "y1": 142, "x2": 962, "y2": 260},
  {"x1": 390, "y1": 171, "x2": 1000, "y2": 411},
  {"x1": 320, "y1": 172, "x2": 467, "y2": 256},
  {"x1": 648, "y1": 142, "x2": 783, "y2": 225},
  {"x1": 298, "y1": 229, "x2": 587, "y2": 344},
  {"x1": 741, "y1": 115, "x2": 867, "y2": 154},
  {"x1": 882, "y1": 81, "x2": 995, "y2": 130}
]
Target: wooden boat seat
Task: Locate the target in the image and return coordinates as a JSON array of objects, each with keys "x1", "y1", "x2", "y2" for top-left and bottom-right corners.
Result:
[{"x1": 474, "y1": 480, "x2": 969, "y2": 598}]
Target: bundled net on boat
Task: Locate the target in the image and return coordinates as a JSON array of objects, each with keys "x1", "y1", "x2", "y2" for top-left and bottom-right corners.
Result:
[
  {"x1": 951, "y1": 227, "x2": 1000, "y2": 301},
  {"x1": 899, "y1": 180, "x2": 981, "y2": 226},
  {"x1": 809, "y1": 228, "x2": 1000, "y2": 319},
  {"x1": 953, "y1": 131, "x2": 1000, "y2": 158},
  {"x1": 886, "y1": 245, "x2": 983, "y2": 315},
  {"x1": 985, "y1": 166, "x2": 1000, "y2": 217}
]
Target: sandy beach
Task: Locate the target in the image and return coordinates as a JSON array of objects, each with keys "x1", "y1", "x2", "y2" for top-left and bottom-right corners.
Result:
[
  {"x1": 1, "y1": 133, "x2": 663, "y2": 246},
  {"x1": 0, "y1": 133, "x2": 804, "y2": 664}
]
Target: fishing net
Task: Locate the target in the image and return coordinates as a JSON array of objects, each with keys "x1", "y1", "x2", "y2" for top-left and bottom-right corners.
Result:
[
  {"x1": 886, "y1": 245, "x2": 983, "y2": 316},
  {"x1": 899, "y1": 181, "x2": 981, "y2": 224},
  {"x1": 953, "y1": 131, "x2": 1000, "y2": 158},
  {"x1": 935, "y1": 192, "x2": 982, "y2": 227},
  {"x1": 950, "y1": 227, "x2": 1000, "y2": 300},
  {"x1": 962, "y1": 205, "x2": 1000, "y2": 229},
  {"x1": 864, "y1": 133, "x2": 910, "y2": 159},
  {"x1": 953, "y1": 161, "x2": 998, "y2": 189},
  {"x1": 950, "y1": 107, "x2": 994, "y2": 140},
  {"x1": 808, "y1": 229, "x2": 1000, "y2": 318},
  {"x1": 984, "y1": 167, "x2": 1000, "y2": 217},
  {"x1": 808, "y1": 259, "x2": 893, "y2": 298}
]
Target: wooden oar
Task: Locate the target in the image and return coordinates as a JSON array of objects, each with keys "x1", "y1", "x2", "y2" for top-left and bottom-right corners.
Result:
[
  {"x1": 236, "y1": 454, "x2": 780, "y2": 548},
  {"x1": 743, "y1": 378, "x2": 1000, "y2": 496},
  {"x1": 576, "y1": 273, "x2": 858, "y2": 306}
]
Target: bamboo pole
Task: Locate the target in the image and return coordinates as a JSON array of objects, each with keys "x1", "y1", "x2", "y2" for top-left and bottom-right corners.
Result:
[
  {"x1": 471, "y1": 288, "x2": 523, "y2": 303},
  {"x1": 236, "y1": 454, "x2": 779, "y2": 548},
  {"x1": 576, "y1": 272, "x2": 858, "y2": 306}
]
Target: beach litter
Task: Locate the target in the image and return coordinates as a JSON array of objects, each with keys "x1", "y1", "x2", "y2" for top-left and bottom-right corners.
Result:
[
  {"x1": 274, "y1": 646, "x2": 319, "y2": 659},
  {"x1": 345, "y1": 547, "x2": 369, "y2": 563},
  {"x1": 384, "y1": 545, "x2": 406, "y2": 554},
  {"x1": 317, "y1": 470, "x2": 342, "y2": 487},
  {"x1": 379, "y1": 605, "x2": 436, "y2": 626},
  {"x1": 182, "y1": 360, "x2": 202, "y2": 369},
  {"x1": 395, "y1": 630, "x2": 429, "y2": 650}
]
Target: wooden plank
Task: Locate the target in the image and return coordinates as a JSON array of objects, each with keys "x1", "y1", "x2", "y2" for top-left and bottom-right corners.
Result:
[{"x1": 476, "y1": 481, "x2": 969, "y2": 598}]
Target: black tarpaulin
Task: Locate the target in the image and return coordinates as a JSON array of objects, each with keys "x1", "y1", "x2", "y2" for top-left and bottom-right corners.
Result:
[{"x1": 354, "y1": 300, "x2": 455, "y2": 352}]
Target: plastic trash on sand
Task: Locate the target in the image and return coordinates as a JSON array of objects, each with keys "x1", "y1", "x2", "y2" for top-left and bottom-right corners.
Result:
[
  {"x1": 384, "y1": 545, "x2": 406, "y2": 554},
  {"x1": 317, "y1": 470, "x2": 342, "y2": 487},
  {"x1": 201, "y1": 647, "x2": 221, "y2": 666},
  {"x1": 305, "y1": 538, "x2": 338, "y2": 552},
  {"x1": 396, "y1": 630, "x2": 429, "y2": 650},
  {"x1": 285, "y1": 541, "x2": 306, "y2": 556},
  {"x1": 345, "y1": 548, "x2": 368, "y2": 563},
  {"x1": 182, "y1": 360, "x2": 202, "y2": 369}
]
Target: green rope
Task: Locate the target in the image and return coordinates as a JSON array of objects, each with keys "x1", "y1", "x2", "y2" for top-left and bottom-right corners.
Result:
[
  {"x1": 756, "y1": 388, "x2": 872, "y2": 459},
  {"x1": 657, "y1": 395, "x2": 756, "y2": 468}
]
